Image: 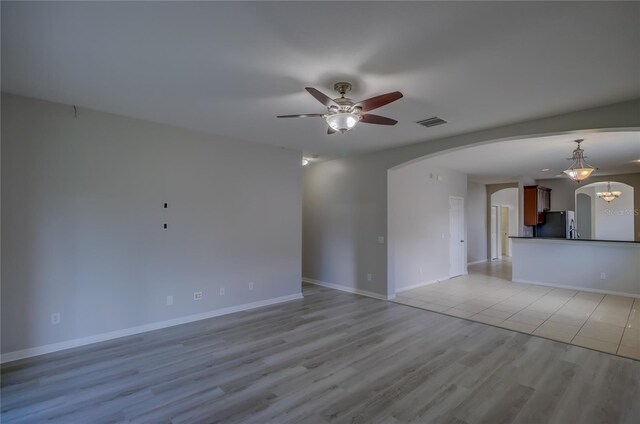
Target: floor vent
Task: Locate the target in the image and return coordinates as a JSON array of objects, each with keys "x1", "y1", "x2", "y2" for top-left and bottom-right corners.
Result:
[{"x1": 417, "y1": 117, "x2": 447, "y2": 128}]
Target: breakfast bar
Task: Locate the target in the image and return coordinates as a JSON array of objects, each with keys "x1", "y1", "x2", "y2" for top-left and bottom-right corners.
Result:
[{"x1": 510, "y1": 237, "x2": 640, "y2": 297}]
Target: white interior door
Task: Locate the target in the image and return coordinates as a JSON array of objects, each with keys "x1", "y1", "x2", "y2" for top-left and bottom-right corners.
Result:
[
  {"x1": 449, "y1": 197, "x2": 465, "y2": 277},
  {"x1": 490, "y1": 205, "x2": 499, "y2": 260}
]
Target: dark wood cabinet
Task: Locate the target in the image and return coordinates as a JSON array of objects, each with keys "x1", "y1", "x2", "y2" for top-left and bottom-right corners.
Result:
[{"x1": 524, "y1": 185, "x2": 551, "y2": 226}]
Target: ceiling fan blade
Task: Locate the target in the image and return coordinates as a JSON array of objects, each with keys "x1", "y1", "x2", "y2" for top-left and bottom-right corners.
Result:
[
  {"x1": 306, "y1": 87, "x2": 338, "y2": 108},
  {"x1": 360, "y1": 114, "x2": 398, "y2": 126},
  {"x1": 327, "y1": 127, "x2": 337, "y2": 135},
  {"x1": 277, "y1": 114, "x2": 324, "y2": 118},
  {"x1": 354, "y1": 91, "x2": 403, "y2": 112}
]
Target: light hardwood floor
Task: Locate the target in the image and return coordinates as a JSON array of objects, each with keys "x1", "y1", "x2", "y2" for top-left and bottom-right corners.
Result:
[{"x1": 2, "y1": 283, "x2": 639, "y2": 423}]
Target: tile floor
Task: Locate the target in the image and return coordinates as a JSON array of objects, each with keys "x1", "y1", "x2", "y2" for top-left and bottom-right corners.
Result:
[{"x1": 394, "y1": 259, "x2": 640, "y2": 360}]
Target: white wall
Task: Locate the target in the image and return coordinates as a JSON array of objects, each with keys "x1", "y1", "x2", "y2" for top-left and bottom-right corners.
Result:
[
  {"x1": 1, "y1": 93, "x2": 302, "y2": 356},
  {"x1": 388, "y1": 162, "x2": 467, "y2": 293},
  {"x1": 491, "y1": 188, "x2": 519, "y2": 256},
  {"x1": 592, "y1": 182, "x2": 634, "y2": 241},
  {"x1": 466, "y1": 180, "x2": 487, "y2": 264}
]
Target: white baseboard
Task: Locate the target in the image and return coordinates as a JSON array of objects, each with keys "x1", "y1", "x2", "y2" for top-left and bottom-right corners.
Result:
[
  {"x1": 512, "y1": 278, "x2": 640, "y2": 299},
  {"x1": 395, "y1": 277, "x2": 451, "y2": 293},
  {"x1": 0, "y1": 292, "x2": 303, "y2": 364},
  {"x1": 467, "y1": 259, "x2": 488, "y2": 265},
  {"x1": 302, "y1": 277, "x2": 391, "y2": 300}
]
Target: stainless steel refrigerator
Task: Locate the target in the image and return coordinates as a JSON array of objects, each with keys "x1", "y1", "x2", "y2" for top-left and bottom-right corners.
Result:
[{"x1": 536, "y1": 211, "x2": 577, "y2": 239}]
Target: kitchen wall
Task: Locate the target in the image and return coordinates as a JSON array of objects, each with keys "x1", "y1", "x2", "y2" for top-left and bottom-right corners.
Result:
[
  {"x1": 303, "y1": 99, "x2": 640, "y2": 297},
  {"x1": 537, "y1": 173, "x2": 640, "y2": 240},
  {"x1": 466, "y1": 180, "x2": 487, "y2": 264},
  {"x1": 388, "y1": 161, "x2": 467, "y2": 293},
  {"x1": 1, "y1": 93, "x2": 303, "y2": 357}
]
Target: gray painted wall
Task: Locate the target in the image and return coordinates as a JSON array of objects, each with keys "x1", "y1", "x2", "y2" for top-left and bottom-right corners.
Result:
[
  {"x1": 389, "y1": 162, "x2": 467, "y2": 292},
  {"x1": 537, "y1": 173, "x2": 640, "y2": 240},
  {"x1": 1, "y1": 93, "x2": 302, "y2": 354},
  {"x1": 303, "y1": 99, "x2": 640, "y2": 297}
]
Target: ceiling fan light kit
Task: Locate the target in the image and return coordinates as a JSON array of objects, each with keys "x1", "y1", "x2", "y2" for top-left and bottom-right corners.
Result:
[
  {"x1": 563, "y1": 139, "x2": 597, "y2": 182},
  {"x1": 277, "y1": 82, "x2": 403, "y2": 134}
]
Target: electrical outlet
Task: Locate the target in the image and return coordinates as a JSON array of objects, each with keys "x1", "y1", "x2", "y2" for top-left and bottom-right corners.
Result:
[
  {"x1": 51, "y1": 313, "x2": 61, "y2": 325},
  {"x1": 377, "y1": 236, "x2": 385, "y2": 244},
  {"x1": 600, "y1": 272, "x2": 606, "y2": 280},
  {"x1": 166, "y1": 295, "x2": 174, "y2": 306},
  {"x1": 193, "y1": 291, "x2": 203, "y2": 301},
  {"x1": 219, "y1": 287, "x2": 225, "y2": 296},
  {"x1": 249, "y1": 282, "x2": 254, "y2": 290},
  {"x1": 367, "y1": 273, "x2": 372, "y2": 282}
]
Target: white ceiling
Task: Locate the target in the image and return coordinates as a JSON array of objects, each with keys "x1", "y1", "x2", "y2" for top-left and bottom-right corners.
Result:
[
  {"x1": 2, "y1": 1, "x2": 639, "y2": 157},
  {"x1": 417, "y1": 131, "x2": 640, "y2": 184}
]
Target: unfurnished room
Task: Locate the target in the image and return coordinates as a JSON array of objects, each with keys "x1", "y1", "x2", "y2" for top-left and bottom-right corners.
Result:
[{"x1": 1, "y1": 1, "x2": 639, "y2": 423}]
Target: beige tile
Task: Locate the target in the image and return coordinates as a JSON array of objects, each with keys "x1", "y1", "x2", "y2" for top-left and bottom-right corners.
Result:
[
  {"x1": 588, "y1": 310, "x2": 631, "y2": 327},
  {"x1": 471, "y1": 313, "x2": 505, "y2": 326},
  {"x1": 518, "y1": 308, "x2": 552, "y2": 320},
  {"x1": 490, "y1": 303, "x2": 524, "y2": 314},
  {"x1": 480, "y1": 307, "x2": 516, "y2": 320},
  {"x1": 547, "y1": 313, "x2": 587, "y2": 327},
  {"x1": 422, "y1": 302, "x2": 451, "y2": 313},
  {"x1": 533, "y1": 321, "x2": 581, "y2": 343},
  {"x1": 573, "y1": 291, "x2": 605, "y2": 303},
  {"x1": 508, "y1": 312, "x2": 546, "y2": 327},
  {"x1": 581, "y1": 320, "x2": 625, "y2": 336},
  {"x1": 620, "y1": 328, "x2": 640, "y2": 348},
  {"x1": 572, "y1": 335, "x2": 619, "y2": 354},
  {"x1": 446, "y1": 308, "x2": 475, "y2": 319},
  {"x1": 499, "y1": 320, "x2": 539, "y2": 334},
  {"x1": 452, "y1": 303, "x2": 487, "y2": 314},
  {"x1": 617, "y1": 343, "x2": 640, "y2": 360},
  {"x1": 577, "y1": 321, "x2": 624, "y2": 344}
]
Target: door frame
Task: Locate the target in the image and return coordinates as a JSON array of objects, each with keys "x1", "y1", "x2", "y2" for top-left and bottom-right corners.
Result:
[{"x1": 449, "y1": 196, "x2": 466, "y2": 278}]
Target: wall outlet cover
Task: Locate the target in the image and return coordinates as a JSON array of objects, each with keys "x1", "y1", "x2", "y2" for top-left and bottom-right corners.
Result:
[
  {"x1": 219, "y1": 287, "x2": 225, "y2": 296},
  {"x1": 193, "y1": 291, "x2": 203, "y2": 301},
  {"x1": 166, "y1": 295, "x2": 174, "y2": 306},
  {"x1": 249, "y1": 282, "x2": 254, "y2": 290},
  {"x1": 50, "y1": 313, "x2": 61, "y2": 325}
]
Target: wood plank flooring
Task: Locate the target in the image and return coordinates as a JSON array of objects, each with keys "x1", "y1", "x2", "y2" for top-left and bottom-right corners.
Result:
[{"x1": 2, "y1": 283, "x2": 639, "y2": 423}]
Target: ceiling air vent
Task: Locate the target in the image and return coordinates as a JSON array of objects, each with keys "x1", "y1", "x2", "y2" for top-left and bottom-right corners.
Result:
[{"x1": 417, "y1": 117, "x2": 447, "y2": 128}]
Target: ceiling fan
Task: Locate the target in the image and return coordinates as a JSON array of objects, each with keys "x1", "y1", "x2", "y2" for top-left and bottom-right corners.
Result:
[{"x1": 277, "y1": 82, "x2": 403, "y2": 134}]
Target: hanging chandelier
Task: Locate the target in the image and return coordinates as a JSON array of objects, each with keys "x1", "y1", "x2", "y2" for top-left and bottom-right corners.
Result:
[
  {"x1": 563, "y1": 139, "x2": 596, "y2": 182},
  {"x1": 596, "y1": 182, "x2": 622, "y2": 203}
]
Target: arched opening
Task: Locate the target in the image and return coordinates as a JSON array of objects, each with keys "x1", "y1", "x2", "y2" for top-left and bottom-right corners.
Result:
[{"x1": 575, "y1": 181, "x2": 635, "y2": 241}]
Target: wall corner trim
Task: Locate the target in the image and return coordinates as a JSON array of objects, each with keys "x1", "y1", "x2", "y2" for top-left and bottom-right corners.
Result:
[
  {"x1": 0, "y1": 292, "x2": 304, "y2": 364},
  {"x1": 302, "y1": 277, "x2": 391, "y2": 301}
]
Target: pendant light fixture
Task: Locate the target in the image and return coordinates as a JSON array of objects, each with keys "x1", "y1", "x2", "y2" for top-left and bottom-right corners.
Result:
[
  {"x1": 596, "y1": 182, "x2": 622, "y2": 203},
  {"x1": 563, "y1": 139, "x2": 596, "y2": 182}
]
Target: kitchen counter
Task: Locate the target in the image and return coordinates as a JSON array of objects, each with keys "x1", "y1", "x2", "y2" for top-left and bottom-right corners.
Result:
[
  {"x1": 510, "y1": 236, "x2": 639, "y2": 245},
  {"x1": 510, "y1": 237, "x2": 640, "y2": 297}
]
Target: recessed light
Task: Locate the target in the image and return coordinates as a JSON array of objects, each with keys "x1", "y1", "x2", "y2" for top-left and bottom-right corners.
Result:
[
  {"x1": 541, "y1": 168, "x2": 550, "y2": 172},
  {"x1": 302, "y1": 158, "x2": 309, "y2": 166},
  {"x1": 634, "y1": 159, "x2": 640, "y2": 163}
]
